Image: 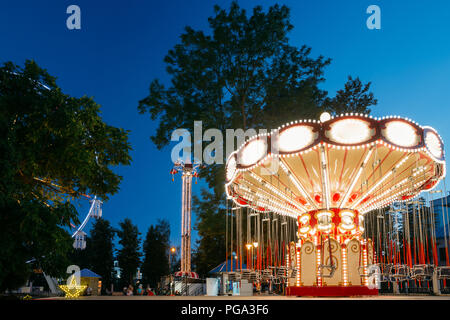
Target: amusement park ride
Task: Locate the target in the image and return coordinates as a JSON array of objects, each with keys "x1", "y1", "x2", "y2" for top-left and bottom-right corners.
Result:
[
  {"x1": 72, "y1": 196, "x2": 103, "y2": 250},
  {"x1": 224, "y1": 112, "x2": 450, "y2": 296},
  {"x1": 171, "y1": 160, "x2": 200, "y2": 279}
]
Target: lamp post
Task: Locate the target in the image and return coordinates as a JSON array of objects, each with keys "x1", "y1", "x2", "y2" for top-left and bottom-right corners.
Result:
[
  {"x1": 246, "y1": 244, "x2": 252, "y2": 269},
  {"x1": 169, "y1": 247, "x2": 176, "y2": 295},
  {"x1": 169, "y1": 247, "x2": 176, "y2": 273},
  {"x1": 253, "y1": 242, "x2": 258, "y2": 270}
]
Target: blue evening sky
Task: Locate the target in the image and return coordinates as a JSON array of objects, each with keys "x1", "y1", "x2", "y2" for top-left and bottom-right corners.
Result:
[{"x1": 1, "y1": 0, "x2": 449, "y2": 250}]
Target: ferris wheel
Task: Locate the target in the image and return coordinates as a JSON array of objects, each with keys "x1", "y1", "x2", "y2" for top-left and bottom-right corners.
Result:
[
  {"x1": 9, "y1": 72, "x2": 105, "y2": 251},
  {"x1": 71, "y1": 196, "x2": 103, "y2": 250}
]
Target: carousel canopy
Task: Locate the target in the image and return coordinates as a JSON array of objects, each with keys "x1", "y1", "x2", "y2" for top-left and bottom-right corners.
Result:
[{"x1": 225, "y1": 113, "x2": 445, "y2": 217}]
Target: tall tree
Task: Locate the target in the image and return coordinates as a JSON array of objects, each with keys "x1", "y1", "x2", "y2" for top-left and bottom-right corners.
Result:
[
  {"x1": 192, "y1": 190, "x2": 226, "y2": 277},
  {"x1": 69, "y1": 236, "x2": 93, "y2": 270},
  {"x1": 116, "y1": 218, "x2": 142, "y2": 287},
  {"x1": 88, "y1": 218, "x2": 116, "y2": 294},
  {"x1": 0, "y1": 60, "x2": 132, "y2": 291},
  {"x1": 141, "y1": 219, "x2": 170, "y2": 287},
  {"x1": 138, "y1": 2, "x2": 377, "y2": 196},
  {"x1": 138, "y1": 2, "x2": 377, "y2": 274}
]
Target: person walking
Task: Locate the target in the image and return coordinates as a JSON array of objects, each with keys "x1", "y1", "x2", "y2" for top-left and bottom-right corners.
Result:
[
  {"x1": 146, "y1": 285, "x2": 154, "y2": 296},
  {"x1": 137, "y1": 284, "x2": 143, "y2": 295},
  {"x1": 126, "y1": 284, "x2": 134, "y2": 296}
]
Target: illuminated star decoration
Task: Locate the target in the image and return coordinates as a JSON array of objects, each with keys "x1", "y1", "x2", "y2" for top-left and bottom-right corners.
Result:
[{"x1": 59, "y1": 275, "x2": 87, "y2": 298}]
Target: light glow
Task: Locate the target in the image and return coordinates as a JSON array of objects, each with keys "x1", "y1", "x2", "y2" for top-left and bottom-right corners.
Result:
[
  {"x1": 278, "y1": 125, "x2": 315, "y2": 152},
  {"x1": 328, "y1": 119, "x2": 372, "y2": 144},
  {"x1": 383, "y1": 120, "x2": 419, "y2": 147},
  {"x1": 238, "y1": 138, "x2": 267, "y2": 167},
  {"x1": 226, "y1": 154, "x2": 237, "y2": 181},
  {"x1": 424, "y1": 129, "x2": 443, "y2": 159}
]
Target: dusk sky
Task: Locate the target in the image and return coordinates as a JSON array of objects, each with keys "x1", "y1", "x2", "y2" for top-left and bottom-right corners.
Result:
[{"x1": 1, "y1": 0, "x2": 449, "y2": 251}]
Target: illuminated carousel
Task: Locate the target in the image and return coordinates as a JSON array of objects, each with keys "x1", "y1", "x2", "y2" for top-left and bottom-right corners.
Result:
[{"x1": 224, "y1": 112, "x2": 447, "y2": 296}]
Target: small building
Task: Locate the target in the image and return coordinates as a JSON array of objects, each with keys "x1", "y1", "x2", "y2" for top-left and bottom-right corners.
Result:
[{"x1": 79, "y1": 268, "x2": 102, "y2": 295}]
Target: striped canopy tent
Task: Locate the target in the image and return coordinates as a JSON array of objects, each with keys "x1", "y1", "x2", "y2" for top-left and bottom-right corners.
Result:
[
  {"x1": 174, "y1": 271, "x2": 199, "y2": 279},
  {"x1": 80, "y1": 268, "x2": 102, "y2": 278},
  {"x1": 209, "y1": 259, "x2": 248, "y2": 274}
]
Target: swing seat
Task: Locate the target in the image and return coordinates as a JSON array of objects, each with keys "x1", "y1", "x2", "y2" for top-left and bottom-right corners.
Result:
[
  {"x1": 388, "y1": 264, "x2": 410, "y2": 282},
  {"x1": 289, "y1": 268, "x2": 297, "y2": 279},
  {"x1": 261, "y1": 269, "x2": 272, "y2": 281},
  {"x1": 241, "y1": 270, "x2": 251, "y2": 281},
  {"x1": 228, "y1": 272, "x2": 241, "y2": 282},
  {"x1": 89, "y1": 199, "x2": 102, "y2": 219},
  {"x1": 249, "y1": 271, "x2": 258, "y2": 282},
  {"x1": 276, "y1": 267, "x2": 287, "y2": 277},
  {"x1": 320, "y1": 264, "x2": 337, "y2": 278},
  {"x1": 437, "y1": 266, "x2": 450, "y2": 280},
  {"x1": 367, "y1": 264, "x2": 381, "y2": 278},
  {"x1": 410, "y1": 264, "x2": 435, "y2": 280},
  {"x1": 377, "y1": 263, "x2": 392, "y2": 282},
  {"x1": 273, "y1": 267, "x2": 287, "y2": 284}
]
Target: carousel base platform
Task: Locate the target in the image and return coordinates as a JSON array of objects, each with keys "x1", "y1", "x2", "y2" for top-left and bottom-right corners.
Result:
[{"x1": 285, "y1": 286, "x2": 378, "y2": 297}]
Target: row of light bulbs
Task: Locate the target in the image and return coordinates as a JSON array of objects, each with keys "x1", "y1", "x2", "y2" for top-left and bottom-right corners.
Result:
[{"x1": 231, "y1": 114, "x2": 444, "y2": 172}]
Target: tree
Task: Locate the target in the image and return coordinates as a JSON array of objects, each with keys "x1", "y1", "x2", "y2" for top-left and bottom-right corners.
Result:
[
  {"x1": 0, "y1": 60, "x2": 132, "y2": 291},
  {"x1": 116, "y1": 218, "x2": 142, "y2": 287},
  {"x1": 87, "y1": 218, "x2": 116, "y2": 294},
  {"x1": 69, "y1": 236, "x2": 93, "y2": 270},
  {"x1": 141, "y1": 219, "x2": 170, "y2": 287},
  {"x1": 138, "y1": 2, "x2": 377, "y2": 196},
  {"x1": 0, "y1": 199, "x2": 78, "y2": 291},
  {"x1": 192, "y1": 190, "x2": 226, "y2": 277},
  {"x1": 138, "y1": 2, "x2": 377, "y2": 275}
]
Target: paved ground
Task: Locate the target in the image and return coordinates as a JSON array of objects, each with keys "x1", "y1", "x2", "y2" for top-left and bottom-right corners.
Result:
[{"x1": 37, "y1": 294, "x2": 450, "y2": 300}]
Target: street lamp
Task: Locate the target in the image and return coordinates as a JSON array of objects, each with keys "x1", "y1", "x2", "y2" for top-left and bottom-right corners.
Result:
[
  {"x1": 169, "y1": 247, "x2": 176, "y2": 273},
  {"x1": 253, "y1": 242, "x2": 258, "y2": 270},
  {"x1": 169, "y1": 247, "x2": 176, "y2": 295}
]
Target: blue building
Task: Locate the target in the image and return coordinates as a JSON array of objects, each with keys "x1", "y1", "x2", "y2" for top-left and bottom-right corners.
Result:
[{"x1": 430, "y1": 194, "x2": 450, "y2": 265}]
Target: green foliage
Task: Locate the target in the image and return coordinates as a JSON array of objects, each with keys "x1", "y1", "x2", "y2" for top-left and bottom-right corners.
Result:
[
  {"x1": 323, "y1": 76, "x2": 377, "y2": 115},
  {"x1": 141, "y1": 219, "x2": 170, "y2": 287},
  {"x1": 0, "y1": 197, "x2": 76, "y2": 291},
  {"x1": 86, "y1": 218, "x2": 116, "y2": 293},
  {"x1": 69, "y1": 237, "x2": 93, "y2": 270},
  {"x1": 192, "y1": 190, "x2": 226, "y2": 277},
  {"x1": 1, "y1": 60, "x2": 132, "y2": 203},
  {"x1": 116, "y1": 218, "x2": 142, "y2": 286},
  {"x1": 0, "y1": 60, "x2": 132, "y2": 291},
  {"x1": 138, "y1": 1, "x2": 377, "y2": 196},
  {"x1": 138, "y1": 2, "x2": 377, "y2": 275}
]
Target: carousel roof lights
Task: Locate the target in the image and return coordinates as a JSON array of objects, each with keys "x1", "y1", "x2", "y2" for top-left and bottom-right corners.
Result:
[
  {"x1": 320, "y1": 145, "x2": 331, "y2": 210},
  {"x1": 278, "y1": 125, "x2": 316, "y2": 153},
  {"x1": 339, "y1": 147, "x2": 374, "y2": 208},
  {"x1": 383, "y1": 120, "x2": 419, "y2": 147},
  {"x1": 361, "y1": 174, "x2": 426, "y2": 211},
  {"x1": 320, "y1": 112, "x2": 332, "y2": 122},
  {"x1": 360, "y1": 178, "x2": 428, "y2": 214},
  {"x1": 280, "y1": 160, "x2": 318, "y2": 209},
  {"x1": 226, "y1": 113, "x2": 445, "y2": 216},
  {"x1": 350, "y1": 154, "x2": 412, "y2": 209},
  {"x1": 243, "y1": 175, "x2": 306, "y2": 212},
  {"x1": 240, "y1": 188, "x2": 299, "y2": 217}
]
